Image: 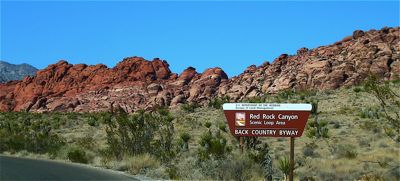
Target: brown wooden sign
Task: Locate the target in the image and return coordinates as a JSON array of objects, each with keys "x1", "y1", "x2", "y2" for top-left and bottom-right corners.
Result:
[{"x1": 223, "y1": 103, "x2": 312, "y2": 137}]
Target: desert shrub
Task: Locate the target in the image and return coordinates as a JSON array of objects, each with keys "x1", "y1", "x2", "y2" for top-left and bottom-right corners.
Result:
[
  {"x1": 208, "y1": 96, "x2": 229, "y2": 109},
  {"x1": 244, "y1": 136, "x2": 261, "y2": 151},
  {"x1": 332, "y1": 144, "x2": 358, "y2": 159},
  {"x1": 179, "y1": 132, "x2": 191, "y2": 151},
  {"x1": 378, "y1": 141, "x2": 388, "y2": 148},
  {"x1": 363, "y1": 75, "x2": 400, "y2": 142},
  {"x1": 146, "y1": 166, "x2": 175, "y2": 179},
  {"x1": 345, "y1": 150, "x2": 358, "y2": 159},
  {"x1": 95, "y1": 112, "x2": 113, "y2": 124},
  {"x1": 152, "y1": 108, "x2": 175, "y2": 162},
  {"x1": 245, "y1": 142, "x2": 273, "y2": 180},
  {"x1": 181, "y1": 103, "x2": 200, "y2": 113},
  {"x1": 338, "y1": 106, "x2": 351, "y2": 114},
  {"x1": 306, "y1": 117, "x2": 329, "y2": 139},
  {"x1": 360, "y1": 119, "x2": 381, "y2": 133},
  {"x1": 217, "y1": 155, "x2": 264, "y2": 181},
  {"x1": 105, "y1": 107, "x2": 175, "y2": 162},
  {"x1": 389, "y1": 166, "x2": 400, "y2": 180},
  {"x1": 180, "y1": 132, "x2": 191, "y2": 143},
  {"x1": 359, "y1": 107, "x2": 380, "y2": 119},
  {"x1": 67, "y1": 148, "x2": 88, "y2": 163},
  {"x1": 166, "y1": 165, "x2": 179, "y2": 179},
  {"x1": 245, "y1": 96, "x2": 267, "y2": 103},
  {"x1": 0, "y1": 113, "x2": 65, "y2": 156},
  {"x1": 303, "y1": 142, "x2": 317, "y2": 157},
  {"x1": 218, "y1": 122, "x2": 227, "y2": 132},
  {"x1": 193, "y1": 155, "x2": 264, "y2": 180},
  {"x1": 204, "y1": 121, "x2": 212, "y2": 128},
  {"x1": 358, "y1": 138, "x2": 370, "y2": 147},
  {"x1": 297, "y1": 89, "x2": 317, "y2": 100},
  {"x1": 358, "y1": 174, "x2": 385, "y2": 181},
  {"x1": 86, "y1": 116, "x2": 99, "y2": 127},
  {"x1": 198, "y1": 130, "x2": 230, "y2": 160},
  {"x1": 277, "y1": 89, "x2": 296, "y2": 100},
  {"x1": 66, "y1": 112, "x2": 79, "y2": 120},
  {"x1": 75, "y1": 135, "x2": 96, "y2": 150},
  {"x1": 125, "y1": 154, "x2": 160, "y2": 175},
  {"x1": 246, "y1": 142, "x2": 270, "y2": 163},
  {"x1": 353, "y1": 87, "x2": 363, "y2": 93},
  {"x1": 332, "y1": 121, "x2": 341, "y2": 129},
  {"x1": 278, "y1": 156, "x2": 290, "y2": 179},
  {"x1": 170, "y1": 155, "x2": 204, "y2": 179}
]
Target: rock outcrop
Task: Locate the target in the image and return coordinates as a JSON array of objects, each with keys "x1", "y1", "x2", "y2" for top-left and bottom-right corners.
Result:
[{"x1": 0, "y1": 27, "x2": 399, "y2": 112}]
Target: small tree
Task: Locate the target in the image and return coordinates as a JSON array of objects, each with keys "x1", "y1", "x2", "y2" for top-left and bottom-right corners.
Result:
[
  {"x1": 104, "y1": 107, "x2": 176, "y2": 162},
  {"x1": 364, "y1": 75, "x2": 400, "y2": 142}
]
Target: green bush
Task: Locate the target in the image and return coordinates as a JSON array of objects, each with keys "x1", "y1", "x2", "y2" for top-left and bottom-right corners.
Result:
[
  {"x1": 244, "y1": 137, "x2": 261, "y2": 151},
  {"x1": 208, "y1": 96, "x2": 229, "y2": 109},
  {"x1": 277, "y1": 89, "x2": 296, "y2": 100},
  {"x1": 298, "y1": 89, "x2": 317, "y2": 100},
  {"x1": 75, "y1": 135, "x2": 95, "y2": 150},
  {"x1": 218, "y1": 122, "x2": 227, "y2": 132},
  {"x1": 353, "y1": 87, "x2": 363, "y2": 93},
  {"x1": 306, "y1": 117, "x2": 329, "y2": 139},
  {"x1": 217, "y1": 155, "x2": 264, "y2": 180},
  {"x1": 105, "y1": 107, "x2": 175, "y2": 162},
  {"x1": 179, "y1": 132, "x2": 191, "y2": 151},
  {"x1": 204, "y1": 122, "x2": 212, "y2": 128},
  {"x1": 181, "y1": 103, "x2": 200, "y2": 113},
  {"x1": 87, "y1": 116, "x2": 99, "y2": 127},
  {"x1": 278, "y1": 156, "x2": 290, "y2": 179},
  {"x1": 67, "y1": 148, "x2": 88, "y2": 163},
  {"x1": 359, "y1": 107, "x2": 380, "y2": 119},
  {"x1": 198, "y1": 131, "x2": 230, "y2": 160},
  {"x1": 303, "y1": 142, "x2": 317, "y2": 157},
  {"x1": 0, "y1": 113, "x2": 65, "y2": 155},
  {"x1": 166, "y1": 165, "x2": 179, "y2": 180},
  {"x1": 363, "y1": 75, "x2": 400, "y2": 142},
  {"x1": 180, "y1": 132, "x2": 191, "y2": 142}
]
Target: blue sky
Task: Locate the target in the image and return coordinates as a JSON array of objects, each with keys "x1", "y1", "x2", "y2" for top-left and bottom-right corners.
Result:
[{"x1": 1, "y1": 1, "x2": 399, "y2": 77}]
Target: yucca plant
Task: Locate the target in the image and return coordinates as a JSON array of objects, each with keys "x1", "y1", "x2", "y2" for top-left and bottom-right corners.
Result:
[{"x1": 278, "y1": 156, "x2": 290, "y2": 180}]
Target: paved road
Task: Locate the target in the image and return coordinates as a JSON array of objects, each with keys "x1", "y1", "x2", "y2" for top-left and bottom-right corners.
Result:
[{"x1": 0, "y1": 155, "x2": 137, "y2": 181}]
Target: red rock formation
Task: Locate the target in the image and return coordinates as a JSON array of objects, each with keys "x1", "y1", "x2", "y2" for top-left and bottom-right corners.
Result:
[{"x1": 0, "y1": 27, "x2": 399, "y2": 113}]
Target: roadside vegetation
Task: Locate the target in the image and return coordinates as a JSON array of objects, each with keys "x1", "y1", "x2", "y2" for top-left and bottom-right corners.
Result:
[{"x1": 0, "y1": 78, "x2": 399, "y2": 180}]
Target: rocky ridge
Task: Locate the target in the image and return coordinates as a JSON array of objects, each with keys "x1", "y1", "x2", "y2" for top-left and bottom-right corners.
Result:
[{"x1": 0, "y1": 27, "x2": 399, "y2": 112}]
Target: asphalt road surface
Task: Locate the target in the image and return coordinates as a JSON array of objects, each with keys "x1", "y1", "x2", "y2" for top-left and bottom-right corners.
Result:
[{"x1": 0, "y1": 155, "x2": 138, "y2": 181}]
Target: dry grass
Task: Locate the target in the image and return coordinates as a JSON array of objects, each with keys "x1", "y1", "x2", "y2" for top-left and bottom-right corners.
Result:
[
  {"x1": 169, "y1": 83, "x2": 400, "y2": 180},
  {"x1": 2, "y1": 83, "x2": 399, "y2": 180}
]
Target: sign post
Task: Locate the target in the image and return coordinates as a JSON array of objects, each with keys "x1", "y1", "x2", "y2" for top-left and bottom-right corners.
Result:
[
  {"x1": 289, "y1": 137, "x2": 294, "y2": 181},
  {"x1": 223, "y1": 103, "x2": 312, "y2": 181}
]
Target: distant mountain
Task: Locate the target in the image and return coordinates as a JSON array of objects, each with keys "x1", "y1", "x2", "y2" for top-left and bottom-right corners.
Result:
[{"x1": 0, "y1": 61, "x2": 38, "y2": 83}]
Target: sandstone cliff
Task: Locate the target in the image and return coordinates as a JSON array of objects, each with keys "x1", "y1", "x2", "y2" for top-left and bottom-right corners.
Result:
[{"x1": 0, "y1": 27, "x2": 398, "y2": 112}]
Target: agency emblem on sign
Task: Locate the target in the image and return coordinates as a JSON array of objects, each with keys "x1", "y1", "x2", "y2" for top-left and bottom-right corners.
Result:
[{"x1": 235, "y1": 112, "x2": 246, "y2": 126}]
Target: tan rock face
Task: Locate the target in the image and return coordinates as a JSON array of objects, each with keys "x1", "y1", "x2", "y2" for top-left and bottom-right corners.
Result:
[{"x1": 0, "y1": 27, "x2": 399, "y2": 113}]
